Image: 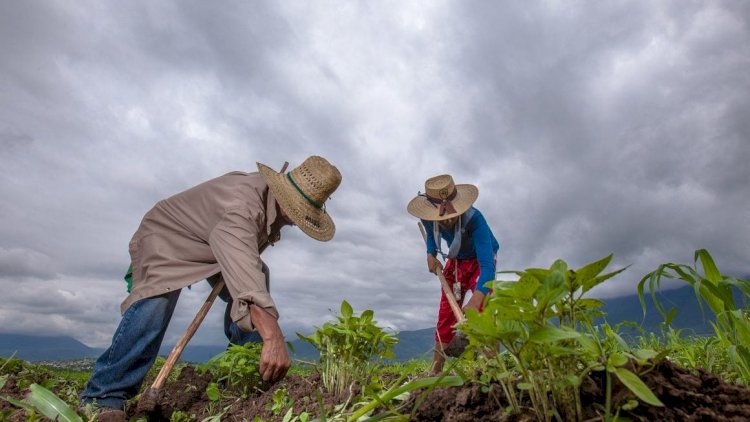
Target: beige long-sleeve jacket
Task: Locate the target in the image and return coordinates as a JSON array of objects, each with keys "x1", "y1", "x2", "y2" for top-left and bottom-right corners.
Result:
[{"x1": 121, "y1": 171, "x2": 282, "y2": 332}]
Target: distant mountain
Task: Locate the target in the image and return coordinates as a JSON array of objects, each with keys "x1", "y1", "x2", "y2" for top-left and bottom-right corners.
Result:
[
  {"x1": 289, "y1": 285, "x2": 718, "y2": 363},
  {"x1": 599, "y1": 284, "x2": 716, "y2": 338},
  {"x1": 0, "y1": 285, "x2": 728, "y2": 363},
  {"x1": 0, "y1": 334, "x2": 104, "y2": 362}
]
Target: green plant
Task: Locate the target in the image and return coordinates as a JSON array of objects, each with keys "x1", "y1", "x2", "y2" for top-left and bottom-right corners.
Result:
[
  {"x1": 578, "y1": 323, "x2": 665, "y2": 421},
  {"x1": 1, "y1": 383, "x2": 89, "y2": 422},
  {"x1": 200, "y1": 405, "x2": 230, "y2": 422},
  {"x1": 171, "y1": 409, "x2": 194, "y2": 421},
  {"x1": 281, "y1": 407, "x2": 310, "y2": 422},
  {"x1": 459, "y1": 254, "x2": 662, "y2": 421},
  {"x1": 638, "y1": 248, "x2": 750, "y2": 384},
  {"x1": 348, "y1": 375, "x2": 463, "y2": 421},
  {"x1": 268, "y1": 386, "x2": 294, "y2": 416},
  {"x1": 201, "y1": 342, "x2": 264, "y2": 397},
  {"x1": 299, "y1": 300, "x2": 398, "y2": 396}
]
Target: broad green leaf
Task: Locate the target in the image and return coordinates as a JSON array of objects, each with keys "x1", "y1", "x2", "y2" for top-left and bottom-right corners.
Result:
[
  {"x1": 613, "y1": 367, "x2": 663, "y2": 407},
  {"x1": 583, "y1": 265, "x2": 628, "y2": 293},
  {"x1": 361, "y1": 309, "x2": 374, "y2": 321},
  {"x1": 577, "y1": 298, "x2": 605, "y2": 310},
  {"x1": 550, "y1": 259, "x2": 568, "y2": 274},
  {"x1": 536, "y1": 269, "x2": 567, "y2": 311},
  {"x1": 550, "y1": 260, "x2": 569, "y2": 288},
  {"x1": 576, "y1": 334, "x2": 600, "y2": 356},
  {"x1": 574, "y1": 254, "x2": 612, "y2": 284},
  {"x1": 632, "y1": 349, "x2": 659, "y2": 363},
  {"x1": 528, "y1": 326, "x2": 581, "y2": 344},
  {"x1": 206, "y1": 382, "x2": 220, "y2": 401},
  {"x1": 514, "y1": 274, "x2": 541, "y2": 300},
  {"x1": 27, "y1": 384, "x2": 83, "y2": 422},
  {"x1": 341, "y1": 300, "x2": 353, "y2": 318},
  {"x1": 524, "y1": 268, "x2": 549, "y2": 283},
  {"x1": 608, "y1": 353, "x2": 628, "y2": 368}
]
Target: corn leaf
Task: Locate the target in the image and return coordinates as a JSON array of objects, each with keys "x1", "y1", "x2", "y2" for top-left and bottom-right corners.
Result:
[
  {"x1": 348, "y1": 376, "x2": 462, "y2": 421},
  {"x1": 27, "y1": 384, "x2": 82, "y2": 422},
  {"x1": 695, "y1": 249, "x2": 721, "y2": 284},
  {"x1": 2, "y1": 395, "x2": 33, "y2": 411}
]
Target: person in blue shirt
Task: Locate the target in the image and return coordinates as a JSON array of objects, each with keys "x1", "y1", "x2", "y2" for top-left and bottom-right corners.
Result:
[{"x1": 407, "y1": 174, "x2": 499, "y2": 374}]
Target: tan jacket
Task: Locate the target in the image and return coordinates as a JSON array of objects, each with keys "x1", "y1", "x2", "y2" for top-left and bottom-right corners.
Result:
[{"x1": 122, "y1": 171, "x2": 282, "y2": 332}]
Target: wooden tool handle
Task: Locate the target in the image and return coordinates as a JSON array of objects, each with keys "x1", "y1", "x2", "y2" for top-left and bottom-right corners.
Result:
[
  {"x1": 150, "y1": 279, "x2": 225, "y2": 389},
  {"x1": 418, "y1": 222, "x2": 465, "y2": 322}
]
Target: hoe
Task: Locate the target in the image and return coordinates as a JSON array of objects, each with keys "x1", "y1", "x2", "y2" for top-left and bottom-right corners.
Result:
[
  {"x1": 418, "y1": 222, "x2": 469, "y2": 357},
  {"x1": 137, "y1": 279, "x2": 224, "y2": 413}
]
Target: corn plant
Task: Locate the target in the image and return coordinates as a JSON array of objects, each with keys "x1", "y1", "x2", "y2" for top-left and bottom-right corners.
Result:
[
  {"x1": 298, "y1": 300, "x2": 398, "y2": 396},
  {"x1": 458, "y1": 254, "x2": 663, "y2": 421},
  {"x1": 1, "y1": 383, "x2": 90, "y2": 422},
  {"x1": 638, "y1": 248, "x2": 750, "y2": 384},
  {"x1": 347, "y1": 375, "x2": 463, "y2": 421}
]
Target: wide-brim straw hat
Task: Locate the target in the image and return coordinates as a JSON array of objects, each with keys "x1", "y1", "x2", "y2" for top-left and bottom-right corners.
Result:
[
  {"x1": 407, "y1": 174, "x2": 478, "y2": 221},
  {"x1": 258, "y1": 156, "x2": 341, "y2": 241}
]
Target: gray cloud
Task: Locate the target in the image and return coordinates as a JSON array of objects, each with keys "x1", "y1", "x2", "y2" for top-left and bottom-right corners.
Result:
[{"x1": 1, "y1": 1, "x2": 747, "y2": 348}]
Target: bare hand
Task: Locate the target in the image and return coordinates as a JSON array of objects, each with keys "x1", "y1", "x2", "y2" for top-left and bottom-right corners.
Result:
[
  {"x1": 427, "y1": 254, "x2": 443, "y2": 274},
  {"x1": 259, "y1": 337, "x2": 291, "y2": 383},
  {"x1": 250, "y1": 305, "x2": 291, "y2": 383},
  {"x1": 463, "y1": 291, "x2": 485, "y2": 313}
]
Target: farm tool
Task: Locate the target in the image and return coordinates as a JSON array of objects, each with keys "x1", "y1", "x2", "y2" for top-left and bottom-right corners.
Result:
[
  {"x1": 418, "y1": 223, "x2": 469, "y2": 357},
  {"x1": 137, "y1": 279, "x2": 225, "y2": 413}
]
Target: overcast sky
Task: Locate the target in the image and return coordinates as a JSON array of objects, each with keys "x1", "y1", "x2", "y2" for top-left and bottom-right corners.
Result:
[{"x1": 1, "y1": 1, "x2": 748, "y2": 349}]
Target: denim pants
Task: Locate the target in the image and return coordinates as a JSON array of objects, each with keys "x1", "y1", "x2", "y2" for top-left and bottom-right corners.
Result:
[{"x1": 80, "y1": 265, "x2": 269, "y2": 410}]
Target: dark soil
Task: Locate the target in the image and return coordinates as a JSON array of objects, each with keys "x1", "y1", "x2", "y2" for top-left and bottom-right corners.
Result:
[
  {"x1": 130, "y1": 367, "x2": 357, "y2": 421},
  {"x1": 3, "y1": 360, "x2": 750, "y2": 421},
  {"x1": 408, "y1": 360, "x2": 750, "y2": 421}
]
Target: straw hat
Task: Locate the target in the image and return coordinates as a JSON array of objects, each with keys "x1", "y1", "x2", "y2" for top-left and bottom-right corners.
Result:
[
  {"x1": 258, "y1": 156, "x2": 341, "y2": 241},
  {"x1": 407, "y1": 174, "x2": 478, "y2": 221}
]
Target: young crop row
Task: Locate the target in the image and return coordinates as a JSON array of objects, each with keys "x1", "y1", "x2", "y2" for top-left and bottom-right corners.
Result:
[{"x1": 1, "y1": 248, "x2": 748, "y2": 421}]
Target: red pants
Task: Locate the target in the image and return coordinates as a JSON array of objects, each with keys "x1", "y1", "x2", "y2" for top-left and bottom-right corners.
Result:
[{"x1": 434, "y1": 258, "x2": 481, "y2": 344}]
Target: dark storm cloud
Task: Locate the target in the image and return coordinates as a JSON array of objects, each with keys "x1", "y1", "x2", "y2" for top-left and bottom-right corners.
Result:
[
  {"x1": 0, "y1": 1, "x2": 747, "y2": 347},
  {"x1": 430, "y1": 1, "x2": 750, "y2": 292}
]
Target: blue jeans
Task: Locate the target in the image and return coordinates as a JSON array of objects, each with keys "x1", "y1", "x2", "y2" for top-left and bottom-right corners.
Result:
[{"x1": 80, "y1": 266, "x2": 268, "y2": 410}]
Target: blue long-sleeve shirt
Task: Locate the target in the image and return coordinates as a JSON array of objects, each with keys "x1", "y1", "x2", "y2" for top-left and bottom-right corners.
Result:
[{"x1": 422, "y1": 207, "x2": 500, "y2": 295}]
